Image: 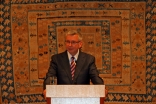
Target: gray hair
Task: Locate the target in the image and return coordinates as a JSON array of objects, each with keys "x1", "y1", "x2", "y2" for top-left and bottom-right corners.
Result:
[{"x1": 66, "y1": 30, "x2": 82, "y2": 41}]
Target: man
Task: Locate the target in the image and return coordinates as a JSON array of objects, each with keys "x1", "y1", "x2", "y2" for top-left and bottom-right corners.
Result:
[{"x1": 43, "y1": 30, "x2": 104, "y2": 98}]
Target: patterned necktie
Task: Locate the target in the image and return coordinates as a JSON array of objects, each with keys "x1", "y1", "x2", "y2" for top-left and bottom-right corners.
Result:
[{"x1": 70, "y1": 57, "x2": 76, "y2": 80}]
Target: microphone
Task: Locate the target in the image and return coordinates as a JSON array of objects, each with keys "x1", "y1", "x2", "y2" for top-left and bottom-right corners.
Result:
[{"x1": 50, "y1": 76, "x2": 56, "y2": 85}]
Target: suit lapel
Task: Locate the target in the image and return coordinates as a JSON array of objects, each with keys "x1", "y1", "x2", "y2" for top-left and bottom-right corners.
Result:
[
  {"x1": 61, "y1": 51, "x2": 73, "y2": 82},
  {"x1": 74, "y1": 52, "x2": 85, "y2": 81}
]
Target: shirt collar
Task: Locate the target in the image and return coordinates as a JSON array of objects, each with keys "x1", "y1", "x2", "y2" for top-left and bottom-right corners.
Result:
[{"x1": 67, "y1": 50, "x2": 79, "y2": 61}]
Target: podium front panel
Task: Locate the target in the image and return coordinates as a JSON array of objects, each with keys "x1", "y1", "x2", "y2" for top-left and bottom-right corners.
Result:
[{"x1": 46, "y1": 85, "x2": 105, "y2": 98}]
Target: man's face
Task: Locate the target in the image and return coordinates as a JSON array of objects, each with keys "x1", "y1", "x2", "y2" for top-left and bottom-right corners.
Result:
[{"x1": 65, "y1": 34, "x2": 82, "y2": 56}]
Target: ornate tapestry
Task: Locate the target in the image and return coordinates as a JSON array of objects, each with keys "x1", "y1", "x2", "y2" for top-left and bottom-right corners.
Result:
[{"x1": 0, "y1": 0, "x2": 156, "y2": 104}]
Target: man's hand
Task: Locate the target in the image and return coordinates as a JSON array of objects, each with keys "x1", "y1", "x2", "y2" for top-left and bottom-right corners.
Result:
[{"x1": 43, "y1": 90, "x2": 46, "y2": 99}]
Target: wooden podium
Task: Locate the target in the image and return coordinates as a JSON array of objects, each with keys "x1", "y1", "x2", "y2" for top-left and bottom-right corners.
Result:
[{"x1": 46, "y1": 85, "x2": 105, "y2": 104}]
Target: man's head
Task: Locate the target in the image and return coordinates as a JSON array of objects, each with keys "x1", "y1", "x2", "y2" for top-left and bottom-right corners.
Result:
[{"x1": 65, "y1": 30, "x2": 83, "y2": 56}]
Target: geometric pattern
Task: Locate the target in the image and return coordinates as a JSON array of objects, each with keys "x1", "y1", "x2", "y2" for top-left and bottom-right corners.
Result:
[{"x1": 0, "y1": 0, "x2": 156, "y2": 104}]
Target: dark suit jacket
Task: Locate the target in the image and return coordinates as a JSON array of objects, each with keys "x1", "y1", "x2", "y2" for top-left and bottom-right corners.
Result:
[{"x1": 43, "y1": 51, "x2": 104, "y2": 89}]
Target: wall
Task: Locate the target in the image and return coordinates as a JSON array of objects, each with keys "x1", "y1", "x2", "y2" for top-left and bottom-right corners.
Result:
[{"x1": 0, "y1": 0, "x2": 156, "y2": 104}]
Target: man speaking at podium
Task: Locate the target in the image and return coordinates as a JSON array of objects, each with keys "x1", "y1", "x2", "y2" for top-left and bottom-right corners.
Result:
[{"x1": 43, "y1": 30, "x2": 105, "y2": 99}]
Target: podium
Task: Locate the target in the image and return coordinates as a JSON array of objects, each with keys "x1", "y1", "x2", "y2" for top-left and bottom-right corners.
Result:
[{"x1": 46, "y1": 85, "x2": 105, "y2": 104}]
